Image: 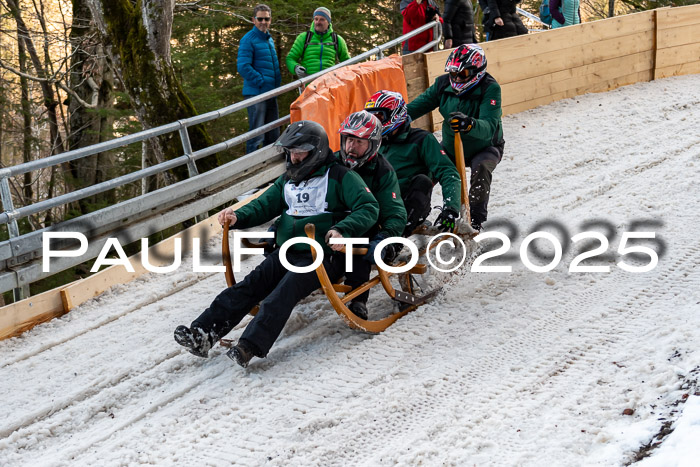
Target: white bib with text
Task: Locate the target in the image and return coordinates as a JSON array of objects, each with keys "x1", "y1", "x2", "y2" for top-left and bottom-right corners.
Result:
[{"x1": 284, "y1": 170, "x2": 330, "y2": 216}]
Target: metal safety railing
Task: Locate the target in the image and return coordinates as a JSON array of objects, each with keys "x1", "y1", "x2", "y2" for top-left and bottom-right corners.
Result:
[
  {"x1": 517, "y1": 7, "x2": 552, "y2": 31},
  {"x1": 0, "y1": 21, "x2": 442, "y2": 300}
]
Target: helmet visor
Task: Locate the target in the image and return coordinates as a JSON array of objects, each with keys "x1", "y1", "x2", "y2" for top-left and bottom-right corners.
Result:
[
  {"x1": 449, "y1": 65, "x2": 481, "y2": 82},
  {"x1": 365, "y1": 108, "x2": 391, "y2": 124}
]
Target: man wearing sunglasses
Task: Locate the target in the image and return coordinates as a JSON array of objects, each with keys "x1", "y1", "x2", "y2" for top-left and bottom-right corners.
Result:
[
  {"x1": 237, "y1": 4, "x2": 282, "y2": 154},
  {"x1": 407, "y1": 44, "x2": 504, "y2": 232}
]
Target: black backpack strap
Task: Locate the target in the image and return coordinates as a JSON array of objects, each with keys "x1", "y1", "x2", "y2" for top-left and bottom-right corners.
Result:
[
  {"x1": 299, "y1": 31, "x2": 313, "y2": 62},
  {"x1": 332, "y1": 32, "x2": 339, "y2": 61}
]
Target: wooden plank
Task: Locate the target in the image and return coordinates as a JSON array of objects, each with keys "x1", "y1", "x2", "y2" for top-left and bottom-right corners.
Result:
[
  {"x1": 0, "y1": 188, "x2": 270, "y2": 340},
  {"x1": 500, "y1": 51, "x2": 654, "y2": 106},
  {"x1": 656, "y1": 42, "x2": 700, "y2": 68},
  {"x1": 401, "y1": 53, "x2": 426, "y2": 80},
  {"x1": 406, "y1": 76, "x2": 427, "y2": 101},
  {"x1": 491, "y1": 14, "x2": 653, "y2": 65},
  {"x1": 657, "y1": 24, "x2": 700, "y2": 50},
  {"x1": 489, "y1": 30, "x2": 654, "y2": 85},
  {"x1": 423, "y1": 11, "x2": 655, "y2": 85},
  {"x1": 657, "y1": 5, "x2": 700, "y2": 30},
  {"x1": 655, "y1": 60, "x2": 700, "y2": 79},
  {"x1": 502, "y1": 71, "x2": 652, "y2": 116},
  {"x1": 0, "y1": 285, "x2": 70, "y2": 340}
]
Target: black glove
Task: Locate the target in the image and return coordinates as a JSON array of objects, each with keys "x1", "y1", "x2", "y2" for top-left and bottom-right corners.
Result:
[
  {"x1": 363, "y1": 234, "x2": 388, "y2": 264},
  {"x1": 449, "y1": 112, "x2": 475, "y2": 133},
  {"x1": 435, "y1": 207, "x2": 459, "y2": 232}
]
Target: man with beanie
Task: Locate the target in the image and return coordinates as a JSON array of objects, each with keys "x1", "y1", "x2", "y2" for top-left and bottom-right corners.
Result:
[
  {"x1": 237, "y1": 4, "x2": 282, "y2": 154},
  {"x1": 286, "y1": 7, "x2": 350, "y2": 79}
]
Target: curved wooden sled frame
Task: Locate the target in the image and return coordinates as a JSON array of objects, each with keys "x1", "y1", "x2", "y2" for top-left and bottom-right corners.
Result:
[{"x1": 218, "y1": 132, "x2": 476, "y2": 341}]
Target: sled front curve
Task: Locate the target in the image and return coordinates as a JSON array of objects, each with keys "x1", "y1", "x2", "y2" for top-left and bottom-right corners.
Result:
[
  {"x1": 304, "y1": 224, "x2": 426, "y2": 333},
  {"x1": 222, "y1": 220, "x2": 259, "y2": 316}
]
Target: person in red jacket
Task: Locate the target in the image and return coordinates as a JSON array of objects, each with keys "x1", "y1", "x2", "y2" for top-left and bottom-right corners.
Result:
[{"x1": 401, "y1": 0, "x2": 444, "y2": 54}]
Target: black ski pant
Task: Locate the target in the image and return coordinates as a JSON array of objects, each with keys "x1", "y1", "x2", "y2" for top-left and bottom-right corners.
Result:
[
  {"x1": 191, "y1": 248, "x2": 344, "y2": 357},
  {"x1": 344, "y1": 174, "x2": 434, "y2": 305},
  {"x1": 344, "y1": 254, "x2": 372, "y2": 305},
  {"x1": 402, "y1": 174, "x2": 434, "y2": 237},
  {"x1": 467, "y1": 146, "x2": 502, "y2": 227},
  {"x1": 443, "y1": 143, "x2": 503, "y2": 227}
]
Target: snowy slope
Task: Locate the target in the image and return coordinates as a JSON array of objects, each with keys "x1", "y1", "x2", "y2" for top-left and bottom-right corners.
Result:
[{"x1": 1, "y1": 74, "x2": 699, "y2": 466}]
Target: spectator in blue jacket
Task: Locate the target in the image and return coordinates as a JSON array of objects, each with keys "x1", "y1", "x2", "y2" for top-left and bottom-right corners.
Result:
[{"x1": 237, "y1": 4, "x2": 282, "y2": 154}]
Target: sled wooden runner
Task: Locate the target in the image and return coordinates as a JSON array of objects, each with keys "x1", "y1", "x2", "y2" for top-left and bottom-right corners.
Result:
[{"x1": 302, "y1": 224, "x2": 437, "y2": 333}]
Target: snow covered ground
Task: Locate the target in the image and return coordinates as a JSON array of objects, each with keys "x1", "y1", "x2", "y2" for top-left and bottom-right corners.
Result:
[{"x1": 1, "y1": 74, "x2": 699, "y2": 466}]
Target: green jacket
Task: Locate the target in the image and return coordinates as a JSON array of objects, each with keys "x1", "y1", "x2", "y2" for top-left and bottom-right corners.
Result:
[
  {"x1": 407, "y1": 73, "x2": 504, "y2": 160},
  {"x1": 380, "y1": 123, "x2": 462, "y2": 213},
  {"x1": 234, "y1": 158, "x2": 379, "y2": 254},
  {"x1": 286, "y1": 24, "x2": 350, "y2": 76},
  {"x1": 334, "y1": 152, "x2": 407, "y2": 239}
]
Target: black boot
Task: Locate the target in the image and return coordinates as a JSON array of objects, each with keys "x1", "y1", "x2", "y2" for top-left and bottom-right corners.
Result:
[
  {"x1": 227, "y1": 340, "x2": 256, "y2": 368},
  {"x1": 348, "y1": 300, "x2": 369, "y2": 320},
  {"x1": 174, "y1": 325, "x2": 214, "y2": 358}
]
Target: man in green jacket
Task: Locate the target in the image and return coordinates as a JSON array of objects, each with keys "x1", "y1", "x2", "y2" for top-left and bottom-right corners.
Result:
[
  {"x1": 336, "y1": 111, "x2": 407, "y2": 320},
  {"x1": 366, "y1": 90, "x2": 463, "y2": 234},
  {"x1": 174, "y1": 121, "x2": 379, "y2": 368},
  {"x1": 407, "y1": 44, "x2": 504, "y2": 231},
  {"x1": 286, "y1": 7, "x2": 350, "y2": 78}
]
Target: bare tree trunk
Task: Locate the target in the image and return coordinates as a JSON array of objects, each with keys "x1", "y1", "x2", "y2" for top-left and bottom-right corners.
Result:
[
  {"x1": 86, "y1": 0, "x2": 218, "y2": 187},
  {"x1": 608, "y1": 0, "x2": 616, "y2": 17},
  {"x1": 18, "y1": 30, "x2": 34, "y2": 205},
  {"x1": 0, "y1": 76, "x2": 4, "y2": 164},
  {"x1": 7, "y1": 0, "x2": 66, "y2": 160}
]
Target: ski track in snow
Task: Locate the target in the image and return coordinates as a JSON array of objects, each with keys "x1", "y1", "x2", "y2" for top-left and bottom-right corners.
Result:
[{"x1": 1, "y1": 75, "x2": 700, "y2": 466}]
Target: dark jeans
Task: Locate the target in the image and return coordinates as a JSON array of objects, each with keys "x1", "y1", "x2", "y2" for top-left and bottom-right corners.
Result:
[
  {"x1": 191, "y1": 249, "x2": 344, "y2": 357},
  {"x1": 245, "y1": 96, "x2": 280, "y2": 154}
]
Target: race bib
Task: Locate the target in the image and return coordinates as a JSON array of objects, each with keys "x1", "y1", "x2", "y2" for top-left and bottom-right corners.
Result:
[{"x1": 284, "y1": 170, "x2": 330, "y2": 216}]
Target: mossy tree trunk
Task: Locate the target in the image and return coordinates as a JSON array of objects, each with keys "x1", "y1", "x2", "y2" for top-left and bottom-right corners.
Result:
[
  {"x1": 86, "y1": 0, "x2": 218, "y2": 187},
  {"x1": 68, "y1": 0, "x2": 116, "y2": 214}
]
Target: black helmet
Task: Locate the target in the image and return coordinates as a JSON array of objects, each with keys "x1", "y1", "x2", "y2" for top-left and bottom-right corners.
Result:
[{"x1": 274, "y1": 120, "x2": 330, "y2": 182}]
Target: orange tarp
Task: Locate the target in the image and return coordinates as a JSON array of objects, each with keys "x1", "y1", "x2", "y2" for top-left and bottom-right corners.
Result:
[{"x1": 290, "y1": 54, "x2": 408, "y2": 152}]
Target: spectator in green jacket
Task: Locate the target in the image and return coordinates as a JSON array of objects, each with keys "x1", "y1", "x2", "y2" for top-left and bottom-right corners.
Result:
[
  {"x1": 286, "y1": 7, "x2": 351, "y2": 78},
  {"x1": 336, "y1": 111, "x2": 407, "y2": 320},
  {"x1": 407, "y1": 44, "x2": 504, "y2": 231},
  {"x1": 365, "y1": 90, "x2": 463, "y2": 235},
  {"x1": 174, "y1": 121, "x2": 379, "y2": 368}
]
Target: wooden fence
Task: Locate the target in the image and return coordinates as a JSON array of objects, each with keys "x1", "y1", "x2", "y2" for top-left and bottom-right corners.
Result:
[{"x1": 404, "y1": 5, "x2": 700, "y2": 132}]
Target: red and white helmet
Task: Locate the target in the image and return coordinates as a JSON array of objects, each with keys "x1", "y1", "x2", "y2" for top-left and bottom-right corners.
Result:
[
  {"x1": 364, "y1": 90, "x2": 409, "y2": 135},
  {"x1": 338, "y1": 111, "x2": 382, "y2": 169},
  {"x1": 445, "y1": 44, "x2": 487, "y2": 95}
]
